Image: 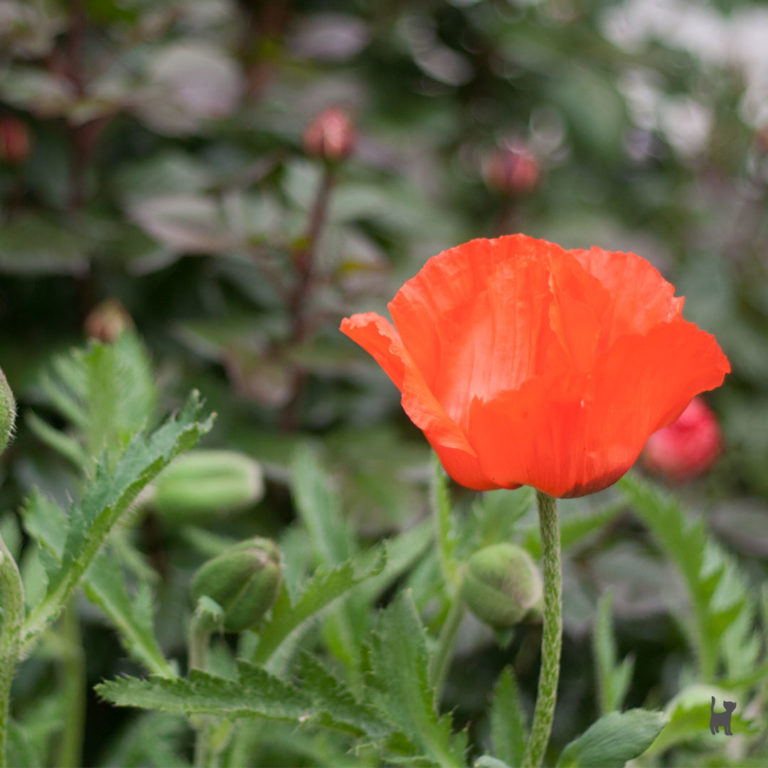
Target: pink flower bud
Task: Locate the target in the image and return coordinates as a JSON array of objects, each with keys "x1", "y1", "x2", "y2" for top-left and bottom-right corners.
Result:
[
  {"x1": 643, "y1": 397, "x2": 722, "y2": 480},
  {"x1": 0, "y1": 116, "x2": 31, "y2": 165},
  {"x1": 484, "y1": 144, "x2": 540, "y2": 196},
  {"x1": 85, "y1": 298, "x2": 134, "y2": 343},
  {"x1": 303, "y1": 107, "x2": 356, "y2": 162}
]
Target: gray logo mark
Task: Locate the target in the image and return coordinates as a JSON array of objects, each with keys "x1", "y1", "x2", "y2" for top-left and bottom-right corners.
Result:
[{"x1": 709, "y1": 696, "x2": 736, "y2": 736}]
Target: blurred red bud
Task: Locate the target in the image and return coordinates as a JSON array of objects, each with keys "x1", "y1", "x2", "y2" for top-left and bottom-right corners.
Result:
[
  {"x1": 0, "y1": 116, "x2": 31, "y2": 165},
  {"x1": 85, "y1": 298, "x2": 134, "y2": 343},
  {"x1": 643, "y1": 397, "x2": 722, "y2": 481},
  {"x1": 304, "y1": 107, "x2": 356, "y2": 162},
  {"x1": 484, "y1": 144, "x2": 540, "y2": 196}
]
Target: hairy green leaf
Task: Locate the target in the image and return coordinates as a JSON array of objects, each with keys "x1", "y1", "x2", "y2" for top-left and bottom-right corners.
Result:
[
  {"x1": 556, "y1": 709, "x2": 667, "y2": 767},
  {"x1": 619, "y1": 474, "x2": 757, "y2": 681},
  {"x1": 21, "y1": 392, "x2": 214, "y2": 654},
  {"x1": 489, "y1": 668, "x2": 526, "y2": 767}
]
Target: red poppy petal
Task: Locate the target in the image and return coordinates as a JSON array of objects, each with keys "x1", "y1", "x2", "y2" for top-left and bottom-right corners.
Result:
[
  {"x1": 340, "y1": 313, "x2": 497, "y2": 490},
  {"x1": 388, "y1": 235, "x2": 567, "y2": 426},
  {"x1": 571, "y1": 247, "x2": 684, "y2": 344}
]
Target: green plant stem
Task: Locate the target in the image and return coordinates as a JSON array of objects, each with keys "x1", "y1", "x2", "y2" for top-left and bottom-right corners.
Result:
[
  {"x1": 0, "y1": 534, "x2": 24, "y2": 768},
  {"x1": 523, "y1": 492, "x2": 562, "y2": 768},
  {"x1": 429, "y1": 596, "x2": 465, "y2": 701},
  {"x1": 189, "y1": 614, "x2": 212, "y2": 768},
  {"x1": 56, "y1": 602, "x2": 85, "y2": 768}
]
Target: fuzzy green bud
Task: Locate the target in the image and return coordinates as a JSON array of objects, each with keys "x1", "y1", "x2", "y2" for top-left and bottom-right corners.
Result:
[
  {"x1": 460, "y1": 543, "x2": 542, "y2": 629},
  {"x1": 0, "y1": 369, "x2": 16, "y2": 455},
  {"x1": 151, "y1": 450, "x2": 263, "y2": 520},
  {"x1": 192, "y1": 538, "x2": 282, "y2": 633}
]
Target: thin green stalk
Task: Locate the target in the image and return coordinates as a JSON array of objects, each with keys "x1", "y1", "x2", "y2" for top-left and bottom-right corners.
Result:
[
  {"x1": 429, "y1": 597, "x2": 466, "y2": 701},
  {"x1": 430, "y1": 454, "x2": 459, "y2": 590},
  {"x1": 523, "y1": 492, "x2": 562, "y2": 768},
  {"x1": 56, "y1": 602, "x2": 85, "y2": 768},
  {"x1": 0, "y1": 534, "x2": 23, "y2": 768},
  {"x1": 189, "y1": 614, "x2": 212, "y2": 768}
]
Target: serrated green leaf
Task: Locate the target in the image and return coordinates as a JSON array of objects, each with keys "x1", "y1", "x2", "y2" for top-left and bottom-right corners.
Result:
[
  {"x1": 97, "y1": 661, "x2": 308, "y2": 721},
  {"x1": 84, "y1": 553, "x2": 174, "y2": 677},
  {"x1": 619, "y1": 474, "x2": 757, "y2": 681},
  {"x1": 252, "y1": 546, "x2": 386, "y2": 667},
  {"x1": 34, "y1": 333, "x2": 157, "y2": 466},
  {"x1": 294, "y1": 652, "x2": 392, "y2": 739},
  {"x1": 368, "y1": 592, "x2": 465, "y2": 768},
  {"x1": 21, "y1": 392, "x2": 214, "y2": 654},
  {"x1": 556, "y1": 709, "x2": 667, "y2": 768},
  {"x1": 594, "y1": 591, "x2": 634, "y2": 715},
  {"x1": 489, "y1": 668, "x2": 526, "y2": 767}
]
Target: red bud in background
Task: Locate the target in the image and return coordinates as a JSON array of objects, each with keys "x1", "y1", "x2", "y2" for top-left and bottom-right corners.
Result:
[
  {"x1": 85, "y1": 298, "x2": 134, "y2": 343},
  {"x1": 484, "y1": 143, "x2": 540, "y2": 196},
  {"x1": 304, "y1": 106, "x2": 356, "y2": 162},
  {"x1": 0, "y1": 116, "x2": 31, "y2": 165},
  {"x1": 643, "y1": 397, "x2": 722, "y2": 481}
]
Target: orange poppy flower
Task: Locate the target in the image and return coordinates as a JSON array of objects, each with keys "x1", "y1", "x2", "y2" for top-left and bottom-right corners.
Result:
[{"x1": 340, "y1": 235, "x2": 730, "y2": 497}]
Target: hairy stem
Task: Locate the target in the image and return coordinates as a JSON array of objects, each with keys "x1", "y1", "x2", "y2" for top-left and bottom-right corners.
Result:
[
  {"x1": 0, "y1": 534, "x2": 24, "y2": 768},
  {"x1": 523, "y1": 492, "x2": 562, "y2": 768},
  {"x1": 56, "y1": 602, "x2": 85, "y2": 768},
  {"x1": 429, "y1": 597, "x2": 465, "y2": 702},
  {"x1": 189, "y1": 614, "x2": 212, "y2": 768}
]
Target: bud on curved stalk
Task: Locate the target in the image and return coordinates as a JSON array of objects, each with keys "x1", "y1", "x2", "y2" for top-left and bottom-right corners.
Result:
[
  {"x1": 0, "y1": 116, "x2": 31, "y2": 165},
  {"x1": 150, "y1": 450, "x2": 264, "y2": 521},
  {"x1": 303, "y1": 106, "x2": 356, "y2": 162},
  {"x1": 192, "y1": 538, "x2": 282, "y2": 633},
  {"x1": 84, "y1": 298, "x2": 134, "y2": 343},
  {"x1": 484, "y1": 143, "x2": 540, "y2": 196},
  {"x1": 0, "y1": 370, "x2": 16, "y2": 457},
  {"x1": 460, "y1": 543, "x2": 542, "y2": 628}
]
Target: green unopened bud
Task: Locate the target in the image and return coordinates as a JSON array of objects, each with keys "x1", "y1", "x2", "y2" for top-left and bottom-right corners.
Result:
[
  {"x1": 151, "y1": 450, "x2": 263, "y2": 520},
  {"x1": 460, "y1": 543, "x2": 542, "y2": 629},
  {"x1": 0, "y1": 369, "x2": 16, "y2": 455},
  {"x1": 192, "y1": 538, "x2": 282, "y2": 633}
]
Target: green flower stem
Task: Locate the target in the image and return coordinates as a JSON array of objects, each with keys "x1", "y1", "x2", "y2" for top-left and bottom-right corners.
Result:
[
  {"x1": 0, "y1": 534, "x2": 24, "y2": 768},
  {"x1": 523, "y1": 492, "x2": 562, "y2": 768},
  {"x1": 189, "y1": 614, "x2": 212, "y2": 768},
  {"x1": 429, "y1": 596, "x2": 466, "y2": 701},
  {"x1": 56, "y1": 602, "x2": 85, "y2": 768}
]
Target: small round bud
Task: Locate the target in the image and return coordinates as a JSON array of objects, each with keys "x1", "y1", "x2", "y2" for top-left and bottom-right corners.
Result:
[
  {"x1": 643, "y1": 396, "x2": 722, "y2": 481},
  {"x1": 303, "y1": 106, "x2": 356, "y2": 162},
  {"x1": 0, "y1": 370, "x2": 17, "y2": 455},
  {"x1": 484, "y1": 144, "x2": 540, "y2": 196},
  {"x1": 151, "y1": 450, "x2": 264, "y2": 521},
  {"x1": 0, "y1": 116, "x2": 31, "y2": 165},
  {"x1": 84, "y1": 298, "x2": 134, "y2": 343},
  {"x1": 192, "y1": 538, "x2": 282, "y2": 632},
  {"x1": 460, "y1": 543, "x2": 542, "y2": 628}
]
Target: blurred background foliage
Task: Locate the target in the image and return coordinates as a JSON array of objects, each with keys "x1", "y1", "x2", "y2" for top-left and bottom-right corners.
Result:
[{"x1": 1, "y1": 0, "x2": 768, "y2": 765}]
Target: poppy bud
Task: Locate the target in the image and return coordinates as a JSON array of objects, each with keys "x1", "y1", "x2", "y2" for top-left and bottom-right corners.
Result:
[
  {"x1": 151, "y1": 450, "x2": 264, "y2": 520},
  {"x1": 460, "y1": 543, "x2": 542, "y2": 628},
  {"x1": 643, "y1": 397, "x2": 722, "y2": 480},
  {"x1": 0, "y1": 116, "x2": 31, "y2": 165},
  {"x1": 484, "y1": 144, "x2": 540, "y2": 196},
  {"x1": 0, "y1": 369, "x2": 16, "y2": 455},
  {"x1": 192, "y1": 538, "x2": 282, "y2": 632},
  {"x1": 84, "y1": 298, "x2": 134, "y2": 343},
  {"x1": 303, "y1": 106, "x2": 356, "y2": 162}
]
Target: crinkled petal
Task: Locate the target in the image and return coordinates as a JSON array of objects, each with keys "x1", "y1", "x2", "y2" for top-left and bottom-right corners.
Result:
[
  {"x1": 388, "y1": 235, "x2": 568, "y2": 427},
  {"x1": 571, "y1": 247, "x2": 684, "y2": 345},
  {"x1": 340, "y1": 313, "x2": 497, "y2": 490}
]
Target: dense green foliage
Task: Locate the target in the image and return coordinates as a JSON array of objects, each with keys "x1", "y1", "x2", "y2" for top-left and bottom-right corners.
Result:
[{"x1": 1, "y1": 1, "x2": 768, "y2": 766}]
